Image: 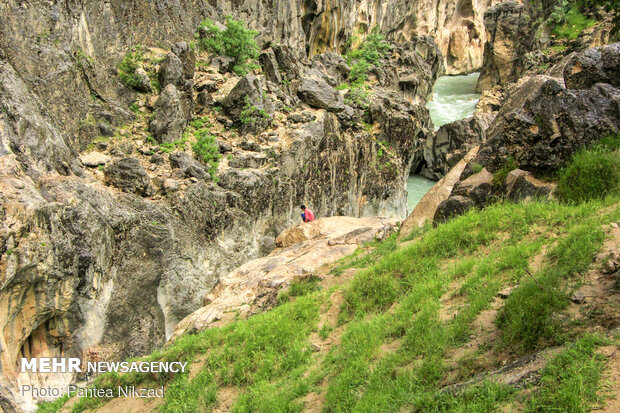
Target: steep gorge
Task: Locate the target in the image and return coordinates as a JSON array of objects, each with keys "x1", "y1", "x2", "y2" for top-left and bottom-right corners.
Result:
[
  {"x1": 2, "y1": 0, "x2": 618, "y2": 412},
  {"x1": 0, "y1": 0, "x2": 452, "y2": 410}
]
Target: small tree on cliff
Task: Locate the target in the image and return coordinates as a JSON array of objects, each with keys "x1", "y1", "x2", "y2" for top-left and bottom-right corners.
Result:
[{"x1": 196, "y1": 16, "x2": 259, "y2": 76}]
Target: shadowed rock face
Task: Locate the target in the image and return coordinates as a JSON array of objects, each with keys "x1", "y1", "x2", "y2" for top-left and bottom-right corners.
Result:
[
  {"x1": 476, "y1": 75, "x2": 620, "y2": 175},
  {"x1": 0, "y1": 2, "x2": 447, "y2": 409}
]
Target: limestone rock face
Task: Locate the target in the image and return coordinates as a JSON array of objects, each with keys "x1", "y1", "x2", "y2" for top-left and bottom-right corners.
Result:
[
  {"x1": 171, "y1": 216, "x2": 399, "y2": 338},
  {"x1": 563, "y1": 42, "x2": 620, "y2": 90},
  {"x1": 148, "y1": 84, "x2": 188, "y2": 144},
  {"x1": 421, "y1": 113, "x2": 494, "y2": 180},
  {"x1": 0, "y1": 0, "x2": 454, "y2": 409},
  {"x1": 476, "y1": 1, "x2": 533, "y2": 92},
  {"x1": 476, "y1": 75, "x2": 620, "y2": 175}
]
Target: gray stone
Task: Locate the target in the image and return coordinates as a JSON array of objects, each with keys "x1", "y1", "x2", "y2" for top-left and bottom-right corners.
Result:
[
  {"x1": 169, "y1": 152, "x2": 209, "y2": 180},
  {"x1": 433, "y1": 196, "x2": 475, "y2": 223},
  {"x1": 570, "y1": 291, "x2": 586, "y2": 304},
  {"x1": 149, "y1": 84, "x2": 187, "y2": 144},
  {"x1": 475, "y1": 75, "x2": 620, "y2": 175},
  {"x1": 158, "y1": 53, "x2": 184, "y2": 89},
  {"x1": 505, "y1": 169, "x2": 555, "y2": 201},
  {"x1": 133, "y1": 67, "x2": 153, "y2": 93},
  {"x1": 98, "y1": 122, "x2": 116, "y2": 137},
  {"x1": 104, "y1": 157, "x2": 151, "y2": 195},
  {"x1": 422, "y1": 114, "x2": 492, "y2": 180},
  {"x1": 162, "y1": 178, "x2": 179, "y2": 193},
  {"x1": 564, "y1": 42, "x2": 620, "y2": 90},
  {"x1": 259, "y1": 48, "x2": 282, "y2": 84},
  {"x1": 150, "y1": 154, "x2": 165, "y2": 165},
  {"x1": 221, "y1": 74, "x2": 273, "y2": 133},
  {"x1": 80, "y1": 152, "x2": 111, "y2": 167},
  {"x1": 298, "y1": 77, "x2": 345, "y2": 112}
]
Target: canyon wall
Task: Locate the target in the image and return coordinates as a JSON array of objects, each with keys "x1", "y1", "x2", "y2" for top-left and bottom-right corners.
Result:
[{"x1": 0, "y1": 1, "x2": 446, "y2": 411}]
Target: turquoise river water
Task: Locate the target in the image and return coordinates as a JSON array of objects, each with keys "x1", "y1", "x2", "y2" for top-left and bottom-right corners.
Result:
[{"x1": 406, "y1": 73, "x2": 481, "y2": 211}]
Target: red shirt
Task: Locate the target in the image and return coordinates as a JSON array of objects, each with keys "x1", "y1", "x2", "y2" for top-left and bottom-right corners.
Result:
[{"x1": 304, "y1": 208, "x2": 315, "y2": 222}]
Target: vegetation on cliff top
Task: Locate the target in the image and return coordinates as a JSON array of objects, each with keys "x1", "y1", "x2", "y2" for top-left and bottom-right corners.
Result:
[{"x1": 544, "y1": 0, "x2": 620, "y2": 40}]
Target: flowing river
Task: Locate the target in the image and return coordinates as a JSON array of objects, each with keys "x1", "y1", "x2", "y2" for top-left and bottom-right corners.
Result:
[{"x1": 406, "y1": 72, "x2": 481, "y2": 211}]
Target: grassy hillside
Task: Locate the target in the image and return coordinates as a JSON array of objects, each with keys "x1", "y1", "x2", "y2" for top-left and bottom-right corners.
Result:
[
  {"x1": 40, "y1": 135, "x2": 620, "y2": 413},
  {"x1": 40, "y1": 193, "x2": 619, "y2": 413}
]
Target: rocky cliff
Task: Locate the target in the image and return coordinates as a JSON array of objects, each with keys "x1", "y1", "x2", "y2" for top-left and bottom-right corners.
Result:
[{"x1": 0, "y1": 1, "x2": 449, "y2": 410}]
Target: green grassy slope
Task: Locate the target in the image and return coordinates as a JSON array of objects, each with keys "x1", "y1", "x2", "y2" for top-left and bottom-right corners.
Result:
[
  {"x1": 41, "y1": 139, "x2": 620, "y2": 412},
  {"x1": 41, "y1": 195, "x2": 619, "y2": 413}
]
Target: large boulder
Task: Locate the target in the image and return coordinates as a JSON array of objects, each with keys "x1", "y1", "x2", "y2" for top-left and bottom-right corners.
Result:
[
  {"x1": 169, "y1": 151, "x2": 210, "y2": 180},
  {"x1": 158, "y1": 53, "x2": 184, "y2": 90},
  {"x1": 104, "y1": 157, "x2": 152, "y2": 196},
  {"x1": 452, "y1": 168, "x2": 495, "y2": 207},
  {"x1": 505, "y1": 169, "x2": 556, "y2": 201},
  {"x1": 475, "y1": 75, "x2": 620, "y2": 175},
  {"x1": 221, "y1": 74, "x2": 273, "y2": 133},
  {"x1": 433, "y1": 195, "x2": 475, "y2": 223},
  {"x1": 421, "y1": 114, "x2": 493, "y2": 180},
  {"x1": 148, "y1": 84, "x2": 187, "y2": 143},
  {"x1": 297, "y1": 77, "x2": 345, "y2": 112},
  {"x1": 259, "y1": 48, "x2": 282, "y2": 84},
  {"x1": 563, "y1": 42, "x2": 620, "y2": 90}
]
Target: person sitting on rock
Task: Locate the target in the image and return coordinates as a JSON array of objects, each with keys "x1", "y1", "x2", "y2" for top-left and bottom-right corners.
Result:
[{"x1": 300, "y1": 205, "x2": 315, "y2": 223}]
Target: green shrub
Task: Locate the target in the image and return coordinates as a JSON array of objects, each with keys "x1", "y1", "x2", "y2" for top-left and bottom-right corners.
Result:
[
  {"x1": 192, "y1": 129, "x2": 221, "y2": 180},
  {"x1": 117, "y1": 46, "x2": 145, "y2": 89},
  {"x1": 196, "y1": 16, "x2": 259, "y2": 76},
  {"x1": 346, "y1": 27, "x2": 391, "y2": 85},
  {"x1": 556, "y1": 135, "x2": 620, "y2": 203},
  {"x1": 344, "y1": 84, "x2": 371, "y2": 108},
  {"x1": 553, "y1": 7, "x2": 595, "y2": 39},
  {"x1": 470, "y1": 163, "x2": 483, "y2": 174},
  {"x1": 492, "y1": 156, "x2": 517, "y2": 187}
]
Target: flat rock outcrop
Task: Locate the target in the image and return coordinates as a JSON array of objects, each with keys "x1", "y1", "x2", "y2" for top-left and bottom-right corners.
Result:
[{"x1": 171, "y1": 216, "x2": 398, "y2": 339}]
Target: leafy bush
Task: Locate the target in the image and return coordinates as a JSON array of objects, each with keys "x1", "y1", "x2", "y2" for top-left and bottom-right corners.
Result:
[
  {"x1": 196, "y1": 16, "x2": 259, "y2": 76},
  {"x1": 192, "y1": 129, "x2": 221, "y2": 180},
  {"x1": 346, "y1": 27, "x2": 391, "y2": 85},
  {"x1": 117, "y1": 46, "x2": 145, "y2": 89},
  {"x1": 470, "y1": 163, "x2": 483, "y2": 174},
  {"x1": 344, "y1": 85, "x2": 371, "y2": 108},
  {"x1": 556, "y1": 134, "x2": 620, "y2": 203},
  {"x1": 239, "y1": 99, "x2": 268, "y2": 125},
  {"x1": 492, "y1": 156, "x2": 517, "y2": 187},
  {"x1": 551, "y1": 5, "x2": 595, "y2": 39}
]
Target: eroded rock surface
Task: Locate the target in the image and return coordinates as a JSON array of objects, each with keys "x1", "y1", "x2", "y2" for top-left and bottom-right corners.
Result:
[{"x1": 171, "y1": 216, "x2": 398, "y2": 339}]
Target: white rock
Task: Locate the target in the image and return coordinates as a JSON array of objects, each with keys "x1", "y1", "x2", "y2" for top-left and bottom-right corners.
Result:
[{"x1": 80, "y1": 152, "x2": 110, "y2": 167}]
